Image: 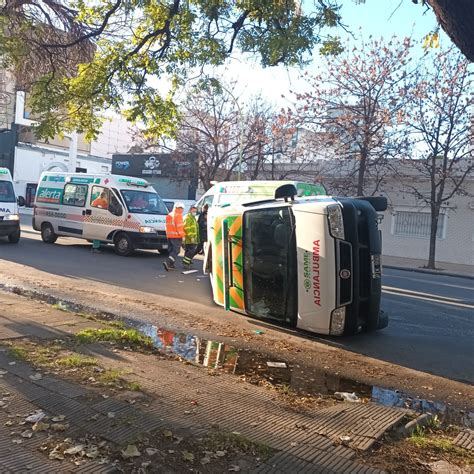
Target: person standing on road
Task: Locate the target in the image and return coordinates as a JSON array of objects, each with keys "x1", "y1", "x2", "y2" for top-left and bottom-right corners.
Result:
[
  {"x1": 163, "y1": 202, "x2": 185, "y2": 271},
  {"x1": 196, "y1": 203, "x2": 208, "y2": 255},
  {"x1": 183, "y1": 205, "x2": 200, "y2": 268}
]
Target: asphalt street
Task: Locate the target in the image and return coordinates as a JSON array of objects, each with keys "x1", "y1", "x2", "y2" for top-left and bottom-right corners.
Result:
[{"x1": 1, "y1": 216, "x2": 473, "y2": 384}]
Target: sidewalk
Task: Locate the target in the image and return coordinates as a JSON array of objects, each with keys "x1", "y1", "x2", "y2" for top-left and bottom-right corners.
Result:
[
  {"x1": 383, "y1": 255, "x2": 473, "y2": 279},
  {"x1": 0, "y1": 290, "x2": 410, "y2": 473}
]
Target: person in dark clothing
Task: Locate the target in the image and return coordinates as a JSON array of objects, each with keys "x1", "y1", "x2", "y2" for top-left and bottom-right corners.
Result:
[{"x1": 196, "y1": 204, "x2": 208, "y2": 255}]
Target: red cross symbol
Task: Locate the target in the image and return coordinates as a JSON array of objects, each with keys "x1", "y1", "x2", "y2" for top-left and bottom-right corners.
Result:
[{"x1": 104, "y1": 178, "x2": 109, "y2": 184}]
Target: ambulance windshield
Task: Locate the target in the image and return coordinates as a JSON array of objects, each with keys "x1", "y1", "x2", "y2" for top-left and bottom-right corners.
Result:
[
  {"x1": 0, "y1": 181, "x2": 15, "y2": 203},
  {"x1": 243, "y1": 206, "x2": 297, "y2": 324},
  {"x1": 121, "y1": 190, "x2": 168, "y2": 215}
]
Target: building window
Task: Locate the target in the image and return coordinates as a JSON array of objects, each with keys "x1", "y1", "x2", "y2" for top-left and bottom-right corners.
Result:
[{"x1": 394, "y1": 211, "x2": 445, "y2": 239}]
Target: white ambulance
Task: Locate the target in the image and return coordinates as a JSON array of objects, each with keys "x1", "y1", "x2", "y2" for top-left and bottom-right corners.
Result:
[
  {"x1": 0, "y1": 167, "x2": 25, "y2": 244},
  {"x1": 33, "y1": 172, "x2": 169, "y2": 256},
  {"x1": 205, "y1": 184, "x2": 388, "y2": 336},
  {"x1": 195, "y1": 180, "x2": 326, "y2": 210}
]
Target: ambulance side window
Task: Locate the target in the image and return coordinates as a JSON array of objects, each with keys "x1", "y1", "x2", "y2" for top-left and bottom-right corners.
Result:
[
  {"x1": 109, "y1": 193, "x2": 123, "y2": 217},
  {"x1": 90, "y1": 186, "x2": 109, "y2": 210},
  {"x1": 62, "y1": 184, "x2": 88, "y2": 207}
]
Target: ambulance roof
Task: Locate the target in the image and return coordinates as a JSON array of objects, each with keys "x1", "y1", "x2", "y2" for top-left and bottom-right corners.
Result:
[{"x1": 40, "y1": 172, "x2": 151, "y2": 188}]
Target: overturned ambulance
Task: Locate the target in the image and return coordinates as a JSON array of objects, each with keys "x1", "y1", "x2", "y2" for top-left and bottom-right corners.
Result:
[{"x1": 204, "y1": 184, "x2": 388, "y2": 336}]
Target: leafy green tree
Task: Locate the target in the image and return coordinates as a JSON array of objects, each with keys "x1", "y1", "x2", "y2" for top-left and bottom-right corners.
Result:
[{"x1": 0, "y1": 0, "x2": 345, "y2": 140}]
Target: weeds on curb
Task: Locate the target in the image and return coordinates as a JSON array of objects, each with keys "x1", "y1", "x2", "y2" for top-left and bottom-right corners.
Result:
[
  {"x1": 57, "y1": 354, "x2": 98, "y2": 368},
  {"x1": 75, "y1": 328, "x2": 153, "y2": 350}
]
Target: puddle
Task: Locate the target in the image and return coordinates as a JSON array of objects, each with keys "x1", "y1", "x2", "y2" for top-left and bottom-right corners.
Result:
[
  {"x1": 2, "y1": 284, "x2": 472, "y2": 428},
  {"x1": 137, "y1": 322, "x2": 474, "y2": 428}
]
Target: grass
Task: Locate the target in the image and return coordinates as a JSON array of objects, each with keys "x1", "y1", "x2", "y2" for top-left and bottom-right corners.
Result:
[
  {"x1": 96, "y1": 368, "x2": 141, "y2": 391},
  {"x1": 75, "y1": 328, "x2": 153, "y2": 350},
  {"x1": 409, "y1": 429, "x2": 474, "y2": 463},
  {"x1": 205, "y1": 431, "x2": 273, "y2": 460},
  {"x1": 56, "y1": 354, "x2": 98, "y2": 368},
  {"x1": 8, "y1": 346, "x2": 28, "y2": 360}
]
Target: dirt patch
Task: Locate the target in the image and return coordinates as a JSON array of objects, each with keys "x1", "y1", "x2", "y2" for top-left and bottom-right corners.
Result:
[
  {"x1": 361, "y1": 425, "x2": 474, "y2": 472},
  {"x1": 1, "y1": 267, "x2": 472, "y2": 414}
]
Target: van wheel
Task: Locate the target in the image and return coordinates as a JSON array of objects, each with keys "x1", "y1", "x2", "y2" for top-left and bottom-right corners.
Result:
[
  {"x1": 41, "y1": 224, "x2": 57, "y2": 244},
  {"x1": 8, "y1": 229, "x2": 20, "y2": 243},
  {"x1": 114, "y1": 233, "x2": 134, "y2": 256}
]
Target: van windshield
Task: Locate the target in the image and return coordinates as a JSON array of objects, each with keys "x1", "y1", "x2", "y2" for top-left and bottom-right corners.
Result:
[
  {"x1": 120, "y1": 190, "x2": 168, "y2": 215},
  {"x1": 243, "y1": 206, "x2": 297, "y2": 324},
  {"x1": 0, "y1": 180, "x2": 15, "y2": 203}
]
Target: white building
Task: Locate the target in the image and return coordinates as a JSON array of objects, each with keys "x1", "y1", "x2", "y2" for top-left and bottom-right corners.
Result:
[
  {"x1": 257, "y1": 159, "x2": 474, "y2": 267},
  {"x1": 10, "y1": 90, "x2": 135, "y2": 208}
]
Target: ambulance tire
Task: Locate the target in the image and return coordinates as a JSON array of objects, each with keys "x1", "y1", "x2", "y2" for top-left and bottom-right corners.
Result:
[
  {"x1": 114, "y1": 233, "x2": 134, "y2": 257},
  {"x1": 41, "y1": 223, "x2": 58, "y2": 244},
  {"x1": 8, "y1": 229, "x2": 20, "y2": 243}
]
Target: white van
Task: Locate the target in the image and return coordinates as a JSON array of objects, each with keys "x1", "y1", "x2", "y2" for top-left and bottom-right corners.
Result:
[
  {"x1": 195, "y1": 180, "x2": 326, "y2": 210},
  {"x1": 0, "y1": 167, "x2": 25, "y2": 244},
  {"x1": 33, "y1": 172, "x2": 169, "y2": 256}
]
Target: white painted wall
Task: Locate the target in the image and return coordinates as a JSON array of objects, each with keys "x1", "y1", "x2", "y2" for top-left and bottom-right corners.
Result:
[
  {"x1": 13, "y1": 144, "x2": 111, "y2": 201},
  {"x1": 90, "y1": 116, "x2": 135, "y2": 158}
]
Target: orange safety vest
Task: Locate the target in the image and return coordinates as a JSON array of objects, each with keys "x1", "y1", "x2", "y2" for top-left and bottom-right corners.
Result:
[{"x1": 166, "y1": 211, "x2": 184, "y2": 239}]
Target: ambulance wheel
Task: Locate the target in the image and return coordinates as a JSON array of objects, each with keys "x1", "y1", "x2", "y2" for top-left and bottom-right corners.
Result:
[
  {"x1": 114, "y1": 233, "x2": 134, "y2": 256},
  {"x1": 8, "y1": 229, "x2": 20, "y2": 243},
  {"x1": 41, "y1": 223, "x2": 57, "y2": 244}
]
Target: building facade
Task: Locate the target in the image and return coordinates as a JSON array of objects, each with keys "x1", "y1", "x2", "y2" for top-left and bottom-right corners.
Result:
[{"x1": 257, "y1": 160, "x2": 474, "y2": 266}]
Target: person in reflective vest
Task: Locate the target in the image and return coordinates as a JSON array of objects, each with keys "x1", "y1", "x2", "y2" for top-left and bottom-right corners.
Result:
[
  {"x1": 163, "y1": 202, "x2": 185, "y2": 271},
  {"x1": 183, "y1": 205, "x2": 200, "y2": 267}
]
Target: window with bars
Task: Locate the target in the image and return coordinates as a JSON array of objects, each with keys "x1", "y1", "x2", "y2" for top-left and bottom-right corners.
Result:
[{"x1": 394, "y1": 211, "x2": 445, "y2": 239}]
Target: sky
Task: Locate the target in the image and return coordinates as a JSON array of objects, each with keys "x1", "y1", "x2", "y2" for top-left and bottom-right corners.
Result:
[{"x1": 213, "y1": 0, "x2": 448, "y2": 109}]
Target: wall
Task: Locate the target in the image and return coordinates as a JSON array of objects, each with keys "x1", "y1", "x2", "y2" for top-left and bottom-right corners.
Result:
[
  {"x1": 13, "y1": 144, "x2": 111, "y2": 204},
  {"x1": 380, "y1": 188, "x2": 474, "y2": 266}
]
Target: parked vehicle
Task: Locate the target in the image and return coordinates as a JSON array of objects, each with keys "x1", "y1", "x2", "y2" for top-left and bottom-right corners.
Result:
[
  {"x1": 195, "y1": 180, "x2": 326, "y2": 210},
  {"x1": 0, "y1": 167, "x2": 25, "y2": 243},
  {"x1": 33, "y1": 172, "x2": 169, "y2": 256},
  {"x1": 204, "y1": 184, "x2": 388, "y2": 336}
]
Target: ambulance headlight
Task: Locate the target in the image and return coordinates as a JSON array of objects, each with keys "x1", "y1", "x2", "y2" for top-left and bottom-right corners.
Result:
[
  {"x1": 330, "y1": 307, "x2": 346, "y2": 336},
  {"x1": 327, "y1": 205, "x2": 345, "y2": 240},
  {"x1": 139, "y1": 226, "x2": 155, "y2": 233},
  {"x1": 4, "y1": 214, "x2": 19, "y2": 221}
]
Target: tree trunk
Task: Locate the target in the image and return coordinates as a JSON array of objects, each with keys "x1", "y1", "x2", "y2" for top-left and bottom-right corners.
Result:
[
  {"x1": 357, "y1": 153, "x2": 367, "y2": 196},
  {"x1": 427, "y1": 206, "x2": 440, "y2": 269},
  {"x1": 427, "y1": 0, "x2": 474, "y2": 62}
]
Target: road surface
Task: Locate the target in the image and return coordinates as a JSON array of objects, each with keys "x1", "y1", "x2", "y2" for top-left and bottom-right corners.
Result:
[{"x1": 0, "y1": 216, "x2": 473, "y2": 384}]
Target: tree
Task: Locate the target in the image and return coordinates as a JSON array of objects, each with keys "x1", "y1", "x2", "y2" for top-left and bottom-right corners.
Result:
[
  {"x1": 291, "y1": 36, "x2": 412, "y2": 196},
  {"x1": 425, "y1": 0, "x2": 474, "y2": 62},
  {"x1": 135, "y1": 81, "x2": 284, "y2": 190},
  {"x1": 402, "y1": 48, "x2": 473, "y2": 269},
  {"x1": 0, "y1": 0, "x2": 345, "y2": 140}
]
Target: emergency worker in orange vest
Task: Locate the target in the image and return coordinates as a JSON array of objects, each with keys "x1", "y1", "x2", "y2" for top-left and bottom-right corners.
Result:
[{"x1": 163, "y1": 202, "x2": 185, "y2": 271}]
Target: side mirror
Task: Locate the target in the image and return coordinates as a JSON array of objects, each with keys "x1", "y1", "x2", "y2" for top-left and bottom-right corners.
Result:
[
  {"x1": 109, "y1": 203, "x2": 123, "y2": 217},
  {"x1": 17, "y1": 196, "x2": 26, "y2": 207}
]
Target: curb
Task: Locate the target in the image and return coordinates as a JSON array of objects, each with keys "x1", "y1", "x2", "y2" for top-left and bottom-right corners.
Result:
[{"x1": 383, "y1": 265, "x2": 473, "y2": 281}]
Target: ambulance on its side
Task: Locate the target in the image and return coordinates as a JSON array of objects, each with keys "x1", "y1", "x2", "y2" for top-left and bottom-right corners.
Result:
[
  {"x1": 204, "y1": 184, "x2": 388, "y2": 336},
  {"x1": 0, "y1": 167, "x2": 25, "y2": 243},
  {"x1": 33, "y1": 172, "x2": 169, "y2": 256}
]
